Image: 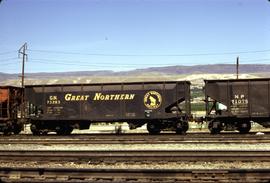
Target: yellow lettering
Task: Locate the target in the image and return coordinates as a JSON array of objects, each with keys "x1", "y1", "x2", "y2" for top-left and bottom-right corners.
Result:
[
  {"x1": 65, "y1": 94, "x2": 72, "y2": 101},
  {"x1": 120, "y1": 94, "x2": 125, "y2": 100},
  {"x1": 65, "y1": 93, "x2": 90, "y2": 101},
  {"x1": 130, "y1": 94, "x2": 135, "y2": 100},
  {"x1": 110, "y1": 95, "x2": 115, "y2": 100},
  {"x1": 93, "y1": 93, "x2": 100, "y2": 100},
  {"x1": 115, "y1": 95, "x2": 120, "y2": 100},
  {"x1": 71, "y1": 95, "x2": 76, "y2": 101},
  {"x1": 125, "y1": 94, "x2": 130, "y2": 100},
  {"x1": 93, "y1": 93, "x2": 135, "y2": 101},
  {"x1": 100, "y1": 95, "x2": 105, "y2": 100}
]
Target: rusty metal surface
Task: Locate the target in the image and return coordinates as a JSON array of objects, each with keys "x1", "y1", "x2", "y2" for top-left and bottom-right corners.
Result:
[
  {"x1": 0, "y1": 86, "x2": 22, "y2": 120},
  {"x1": 25, "y1": 81, "x2": 191, "y2": 122},
  {"x1": 0, "y1": 89, "x2": 8, "y2": 103}
]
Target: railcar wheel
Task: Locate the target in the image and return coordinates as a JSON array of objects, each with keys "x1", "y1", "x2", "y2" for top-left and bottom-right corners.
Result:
[
  {"x1": 175, "y1": 121, "x2": 186, "y2": 134},
  {"x1": 3, "y1": 121, "x2": 12, "y2": 135},
  {"x1": 182, "y1": 121, "x2": 189, "y2": 134},
  {"x1": 13, "y1": 124, "x2": 23, "y2": 135},
  {"x1": 41, "y1": 131, "x2": 48, "y2": 135},
  {"x1": 32, "y1": 131, "x2": 41, "y2": 135},
  {"x1": 3, "y1": 128, "x2": 11, "y2": 136},
  {"x1": 210, "y1": 128, "x2": 221, "y2": 134},
  {"x1": 238, "y1": 122, "x2": 251, "y2": 134},
  {"x1": 3, "y1": 131, "x2": 11, "y2": 135},
  {"x1": 64, "y1": 126, "x2": 73, "y2": 135},
  {"x1": 175, "y1": 123, "x2": 183, "y2": 134},
  {"x1": 208, "y1": 121, "x2": 221, "y2": 134},
  {"x1": 56, "y1": 126, "x2": 73, "y2": 135},
  {"x1": 147, "y1": 122, "x2": 161, "y2": 135},
  {"x1": 56, "y1": 126, "x2": 65, "y2": 135},
  {"x1": 13, "y1": 128, "x2": 21, "y2": 135},
  {"x1": 30, "y1": 124, "x2": 41, "y2": 135}
]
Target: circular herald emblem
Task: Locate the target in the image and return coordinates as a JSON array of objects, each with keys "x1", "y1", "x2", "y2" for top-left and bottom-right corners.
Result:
[{"x1": 144, "y1": 91, "x2": 162, "y2": 109}]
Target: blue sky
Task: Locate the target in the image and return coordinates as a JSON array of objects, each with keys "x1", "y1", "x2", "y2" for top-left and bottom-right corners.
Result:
[{"x1": 0, "y1": 0, "x2": 270, "y2": 73}]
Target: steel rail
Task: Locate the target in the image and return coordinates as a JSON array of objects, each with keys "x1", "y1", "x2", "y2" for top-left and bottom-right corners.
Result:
[
  {"x1": 0, "y1": 167, "x2": 269, "y2": 182},
  {"x1": 1, "y1": 133, "x2": 270, "y2": 144},
  {"x1": 0, "y1": 150, "x2": 269, "y2": 162}
]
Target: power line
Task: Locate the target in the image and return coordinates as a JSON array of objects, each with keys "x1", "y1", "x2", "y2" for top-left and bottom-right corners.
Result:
[
  {"x1": 30, "y1": 58, "x2": 178, "y2": 66},
  {"x1": 30, "y1": 60, "x2": 146, "y2": 68},
  {"x1": 0, "y1": 51, "x2": 17, "y2": 55},
  {"x1": 29, "y1": 58, "x2": 270, "y2": 67},
  {"x1": 1, "y1": 63, "x2": 19, "y2": 66},
  {"x1": 30, "y1": 57, "x2": 270, "y2": 64},
  {"x1": 243, "y1": 58, "x2": 270, "y2": 63},
  {"x1": 0, "y1": 57, "x2": 20, "y2": 62},
  {"x1": 28, "y1": 48, "x2": 270, "y2": 57},
  {"x1": 218, "y1": 58, "x2": 270, "y2": 64}
]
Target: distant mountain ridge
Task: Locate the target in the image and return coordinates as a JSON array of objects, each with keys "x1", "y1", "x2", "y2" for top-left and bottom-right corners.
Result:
[{"x1": 1, "y1": 64, "x2": 270, "y2": 82}]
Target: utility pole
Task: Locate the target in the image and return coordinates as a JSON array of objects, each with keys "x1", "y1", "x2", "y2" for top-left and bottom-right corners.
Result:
[
  {"x1": 18, "y1": 43, "x2": 27, "y2": 88},
  {"x1": 18, "y1": 43, "x2": 27, "y2": 121},
  {"x1": 236, "y1": 56, "x2": 239, "y2": 79}
]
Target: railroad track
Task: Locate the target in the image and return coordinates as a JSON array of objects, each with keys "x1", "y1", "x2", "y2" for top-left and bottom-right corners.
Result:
[
  {"x1": 1, "y1": 133, "x2": 270, "y2": 144},
  {"x1": 0, "y1": 167, "x2": 269, "y2": 182},
  {"x1": 0, "y1": 150, "x2": 269, "y2": 163}
]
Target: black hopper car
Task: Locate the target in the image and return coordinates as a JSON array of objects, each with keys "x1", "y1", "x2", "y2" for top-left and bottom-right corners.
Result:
[
  {"x1": 24, "y1": 81, "x2": 191, "y2": 135},
  {"x1": 0, "y1": 78, "x2": 270, "y2": 135},
  {"x1": 204, "y1": 78, "x2": 270, "y2": 134}
]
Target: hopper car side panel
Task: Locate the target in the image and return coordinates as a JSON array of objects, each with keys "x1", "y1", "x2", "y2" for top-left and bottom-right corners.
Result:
[
  {"x1": 204, "y1": 78, "x2": 270, "y2": 133},
  {"x1": 25, "y1": 81, "x2": 190, "y2": 134}
]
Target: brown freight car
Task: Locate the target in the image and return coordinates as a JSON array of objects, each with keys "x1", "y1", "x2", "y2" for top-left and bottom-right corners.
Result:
[
  {"x1": 0, "y1": 86, "x2": 23, "y2": 134},
  {"x1": 24, "y1": 81, "x2": 191, "y2": 135},
  {"x1": 204, "y1": 78, "x2": 270, "y2": 134}
]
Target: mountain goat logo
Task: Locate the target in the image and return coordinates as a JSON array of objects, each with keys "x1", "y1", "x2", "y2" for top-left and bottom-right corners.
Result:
[{"x1": 144, "y1": 91, "x2": 162, "y2": 109}]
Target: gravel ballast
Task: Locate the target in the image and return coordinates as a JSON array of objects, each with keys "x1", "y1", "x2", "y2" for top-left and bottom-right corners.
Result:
[{"x1": 1, "y1": 143, "x2": 270, "y2": 151}]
